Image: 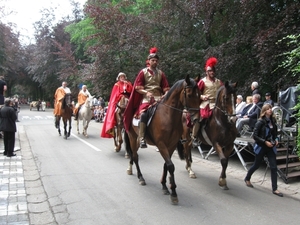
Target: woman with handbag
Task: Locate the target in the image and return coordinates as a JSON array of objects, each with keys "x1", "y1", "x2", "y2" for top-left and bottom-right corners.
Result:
[{"x1": 244, "y1": 103, "x2": 283, "y2": 197}]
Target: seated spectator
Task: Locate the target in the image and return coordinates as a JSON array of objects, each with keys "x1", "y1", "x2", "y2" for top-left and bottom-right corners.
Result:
[
  {"x1": 94, "y1": 105, "x2": 101, "y2": 122},
  {"x1": 236, "y1": 95, "x2": 246, "y2": 116},
  {"x1": 237, "y1": 96, "x2": 253, "y2": 118},
  {"x1": 264, "y1": 92, "x2": 274, "y2": 107},
  {"x1": 236, "y1": 94, "x2": 263, "y2": 136},
  {"x1": 99, "y1": 106, "x2": 105, "y2": 122}
]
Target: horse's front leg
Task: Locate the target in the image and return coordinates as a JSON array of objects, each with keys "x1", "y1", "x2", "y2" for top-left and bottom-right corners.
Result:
[
  {"x1": 67, "y1": 119, "x2": 72, "y2": 137},
  {"x1": 161, "y1": 162, "x2": 170, "y2": 195},
  {"x1": 63, "y1": 120, "x2": 68, "y2": 139},
  {"x1": 77, "y1": 118, "x2": 80, "y2": 134},
  {"x1": 55, "y1": 116, "x2": 61, "y2": 136},
  {"x1": 115, "y1": 126, "x2": 122, "y2": 152},
  {"x1": 215, "y1": 143, "x2": 229, "y2": 190},
  {"x1": 84, "y1": 119, "x2": 90, "y2": 137},
  {"x1": 184, "y1": 139, "x2": 196, "y2": 179},
  {"x1": 166, "y1": 160, "x2": 178, "y2": 205}
]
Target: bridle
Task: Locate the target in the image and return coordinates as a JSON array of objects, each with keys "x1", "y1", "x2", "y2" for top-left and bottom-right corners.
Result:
[
  {"x1": 160, "y1": 80, "x2": 199, "y2": 117},
  {"x1": 213, "y1": 88, "x2": 236, "y2": 120}
]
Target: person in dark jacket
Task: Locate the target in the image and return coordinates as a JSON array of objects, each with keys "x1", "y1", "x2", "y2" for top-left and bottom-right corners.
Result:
[
  {"x1": 236, "y1": 94, "x2": 263, "y2": 135},
  {"x1": 0, "y1": 98, "x2": 17, "y2": 157},
  {"x1": 244, "y1": 103, "x2": 283, "y2": 197},
  {"x1": 251, "y1": 81, "x2": 261, "y2": 96}
]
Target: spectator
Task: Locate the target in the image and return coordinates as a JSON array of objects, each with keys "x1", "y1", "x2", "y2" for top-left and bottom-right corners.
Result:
[
  {"x1": 0, "y1": 76, "x2": 7, "y2": 106},
  {"x1": 264, "y1": 92, "x2": 274, "y2": 107},
  {"x1": 99, "y1": 97, "x2": 106, "y2": 108},
  {"x1": 251, "y1": 81, "x2": 261, "y2": 96},
  {"x1": 244, "y1": 104, "x2": 283, "y2": 197},
  {"x1": 0, "y1": 98, "x2": 17, "y2": 157},
  {"x1": 236, "y1": 95, "x2": 246, "y2": 115},
  {"x1": 236, "y1": 94, "x2": 263, "y2": 136}
]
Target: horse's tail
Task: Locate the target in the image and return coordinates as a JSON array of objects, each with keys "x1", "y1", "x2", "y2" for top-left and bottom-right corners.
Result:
[
  {"x1": 124, "y1": 131, "x2": 132, "y2": 158},
  {"x1": 176, "y1": 140, "x2": 185, "y2": 160}
]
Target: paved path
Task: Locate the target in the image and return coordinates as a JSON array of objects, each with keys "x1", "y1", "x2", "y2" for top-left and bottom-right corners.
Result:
[{"x1": 1, "y1": 124, "x2": 299, "y2": 225}]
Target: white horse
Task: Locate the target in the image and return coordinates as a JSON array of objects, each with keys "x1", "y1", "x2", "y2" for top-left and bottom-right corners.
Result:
[{"x1": 77, "y1": 96, "x2": 93, "y2": 137}]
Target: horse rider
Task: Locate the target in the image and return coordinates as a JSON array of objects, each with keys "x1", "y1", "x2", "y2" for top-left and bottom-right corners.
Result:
[
  {"x1": 191, "y1": 57, "x2": 223, "y2": 144},
  {"x1": 73, "y1": 85, "x2": 91, "y2": 121},
  {"x1": 123, "y1": 47, "x2": 170, "y2": 148},
  {"x1": 101, "y1": 72, "x2": 133, "y2": 138},
  {"x1": 54, "y1": 81, "x2": 71, "y2": 121}
]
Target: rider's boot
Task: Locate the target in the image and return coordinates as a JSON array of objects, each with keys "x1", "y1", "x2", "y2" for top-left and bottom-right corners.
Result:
[
  {"x1": 139, "y1": 122, "x2": 147, "y2": 148},
  {"x1": 55, "y1": 116, "x2": 59, "y2": 129},
  {"x1": 74, "y1": 112, "x2": 78, "y2": 121},
  {"x1": 191, "y1": 117, "x2": 201, "y2": 146}
]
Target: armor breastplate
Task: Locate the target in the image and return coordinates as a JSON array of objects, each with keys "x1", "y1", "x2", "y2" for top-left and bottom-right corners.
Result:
[
  {"x1": 200, "y1": 77, "x2": 222, "y2": 109},
  {"x1": 142, "y1": 68, "x2": 163, "y2": 103}
]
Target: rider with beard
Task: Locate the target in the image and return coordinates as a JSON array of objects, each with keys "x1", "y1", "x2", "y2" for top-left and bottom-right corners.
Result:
[{"x1": 123, "y1": 47, "x2": 170, "y2": 148}]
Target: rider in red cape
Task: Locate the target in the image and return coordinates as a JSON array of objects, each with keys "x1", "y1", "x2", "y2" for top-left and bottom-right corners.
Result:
[
  {"x1": 191, "y1": 57, "x2": 223, "y2": 142},
  {"x1": 101, "y1": 72, "x2": 133, "y2": 138},
  {"x1": 123, "y1": 47, "x2": 170, "y2": 148}
]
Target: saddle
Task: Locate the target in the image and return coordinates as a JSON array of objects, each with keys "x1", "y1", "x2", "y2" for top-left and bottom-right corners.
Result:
[{"x1": 132, "y1": 103, "x2": 159, "y2": 127}]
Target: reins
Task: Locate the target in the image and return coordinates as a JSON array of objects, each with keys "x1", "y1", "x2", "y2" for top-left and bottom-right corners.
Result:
[
  {"x1": 213, "y1": 87, "x2": 236, "y2": 120},
  {"x1": 159, "y1": 82, "x2": 199, "y2": 114}
]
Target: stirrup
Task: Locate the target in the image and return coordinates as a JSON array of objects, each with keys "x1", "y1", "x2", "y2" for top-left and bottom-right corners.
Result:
[
  {"x1": 140, "y1": 139, "x2": 147, "y2": 148},
  {"x1": 192, "y1": 137, "x2": 199, "y2": 147}
]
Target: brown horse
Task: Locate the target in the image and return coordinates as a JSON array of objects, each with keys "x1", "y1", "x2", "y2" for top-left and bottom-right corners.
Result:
[
  {"x1": 55, "y1": 93, "x2": 73, "y2": 139},
  {"x1": 113, "y1": 95, "x2": 129, "y2": 153},
  {"x1": 177, "y1": 81, "x2": 238, "y2": 189},
  {"x1": 124, "y1": 75, "x2": 200, "y2": 204}
]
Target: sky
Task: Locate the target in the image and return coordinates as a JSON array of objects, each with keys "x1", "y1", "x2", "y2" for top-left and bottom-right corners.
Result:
[{"x1": 0, "y1": 0, "x2": 87, "y2": 44}]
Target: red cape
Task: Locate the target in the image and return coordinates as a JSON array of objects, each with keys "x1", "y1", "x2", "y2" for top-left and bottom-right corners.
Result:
[
  {"x1": 123, "y1": 79, "x2": 143, "y2": 132},
  {"x1": 101, "y1": 81, "x2": 132, "y2": 138}
]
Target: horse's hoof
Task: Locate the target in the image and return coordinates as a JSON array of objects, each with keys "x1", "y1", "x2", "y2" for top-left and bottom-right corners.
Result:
[
  {"x1": 219, "y1": 185, "x2": 229, "y2": 190},
  {"x1": 162, "y1": 189, "x2": 170, "y2": 195},
  {"x1": 139, "y1": 180, "x2": 146, "y2": 186},
  {"x1": 189, "y1": 174, "x2": 197, "y2": 179},
  {"x1": 170, "y1": 196, "x2": 178, "y2": 205},
  {"x1": 115, "y1": 148, "x2": 121, "y2": 152},
  {"x1": 127, "y1": 169, "x2": 132, "y2": 175}
]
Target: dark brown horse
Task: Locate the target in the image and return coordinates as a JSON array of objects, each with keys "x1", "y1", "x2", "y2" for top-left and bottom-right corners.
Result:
[
  {"x1": 124, "y1": 75, "x2": 200, "y2": 204},
  {"x1": 177, "y1": 81, "x2": 238, "y2": 189},
  {"x1": 113, "y1": 95, "x2": 129, "y2": 153},
  {"x1": 55, "y1": 93, "x2": 73, "y2": 139}
]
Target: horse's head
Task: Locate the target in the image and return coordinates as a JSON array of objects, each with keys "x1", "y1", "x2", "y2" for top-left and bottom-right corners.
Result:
[
  {"x1": 163, "y1": 74, "x2": 200, "y2": 119},
  {"x1": 215, "y1": 81, "x2": 238, "y2": 118},
  {"x1": 63, "y1": 93, "x2": 73, "y2": 108}
]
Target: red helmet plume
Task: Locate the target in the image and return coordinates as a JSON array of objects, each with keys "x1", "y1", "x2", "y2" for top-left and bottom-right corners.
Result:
[
  {"x1": 148, "y1": 47, "x2": 159, "y2": 60},
  {"x1": 205, "y1": 57, "x2": 218, "y2": 71}
]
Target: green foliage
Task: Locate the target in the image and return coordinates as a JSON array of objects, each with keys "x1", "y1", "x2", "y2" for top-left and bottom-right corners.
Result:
[
  {"x1": 65, "y1": 18, "x2": 99, "y2": 61},
  {"x1": 277, "y1": 34, "x2": 300, "y2": 156}
]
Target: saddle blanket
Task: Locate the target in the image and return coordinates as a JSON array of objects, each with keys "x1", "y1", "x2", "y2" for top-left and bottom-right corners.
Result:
[{"x1": 133, "y1": 118, "x2": 140, "y2": 126}]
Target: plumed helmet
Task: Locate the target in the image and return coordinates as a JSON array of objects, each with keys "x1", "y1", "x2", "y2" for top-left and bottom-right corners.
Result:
[
  {"x1": 147, "y1": 47, "x2": 159, "y2": 60},
  {"x1": 116, "y1": 72, "x2": 127, "y2": 81},
  {"x1": 205, "y1": 57, "x2": 218, "y2": 71}
]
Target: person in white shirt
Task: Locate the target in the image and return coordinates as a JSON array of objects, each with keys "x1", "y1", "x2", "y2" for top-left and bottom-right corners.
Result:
[{"x1": 236, "y1": 95, "x2": 246, "y2": 116}]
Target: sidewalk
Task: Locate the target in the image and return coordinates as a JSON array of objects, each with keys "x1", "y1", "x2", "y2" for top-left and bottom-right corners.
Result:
[{"x1": 0, "y1": 125, "x2": 55, "y2": 225}]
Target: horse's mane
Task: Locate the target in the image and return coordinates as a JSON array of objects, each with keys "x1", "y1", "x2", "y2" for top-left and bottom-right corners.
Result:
[
  {"x1": 215, "y1": 81, "x2": 236, "y2": 104},
  {"x1": 62, "y1": 93, "x2": 71, "y2": 109},
  {"x1": 163, "y1": 78, "x2": 196, "y2": 102},
  {"x1": 216, "y1": 85, "x2": 225, "y2": 103}
]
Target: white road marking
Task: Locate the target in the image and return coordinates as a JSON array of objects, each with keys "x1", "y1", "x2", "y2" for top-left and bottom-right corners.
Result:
[{"x1": 70, "y1": 133, "x2": 102, "y2": 152}]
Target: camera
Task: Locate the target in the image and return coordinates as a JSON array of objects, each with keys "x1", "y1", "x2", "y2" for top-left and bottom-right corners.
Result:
[{"x1": 270, "y1": 140, "x2": 276, "y2": 146}]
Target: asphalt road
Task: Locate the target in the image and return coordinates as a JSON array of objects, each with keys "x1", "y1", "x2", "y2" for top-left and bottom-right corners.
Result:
[{"x1": 18, "y1": 105, "x2": 300, "y2": 225}]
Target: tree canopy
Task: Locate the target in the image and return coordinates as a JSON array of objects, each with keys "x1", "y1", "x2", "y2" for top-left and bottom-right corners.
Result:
[{"x1": 0, "y1": 0, "x2": 299, "y2": 102}]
